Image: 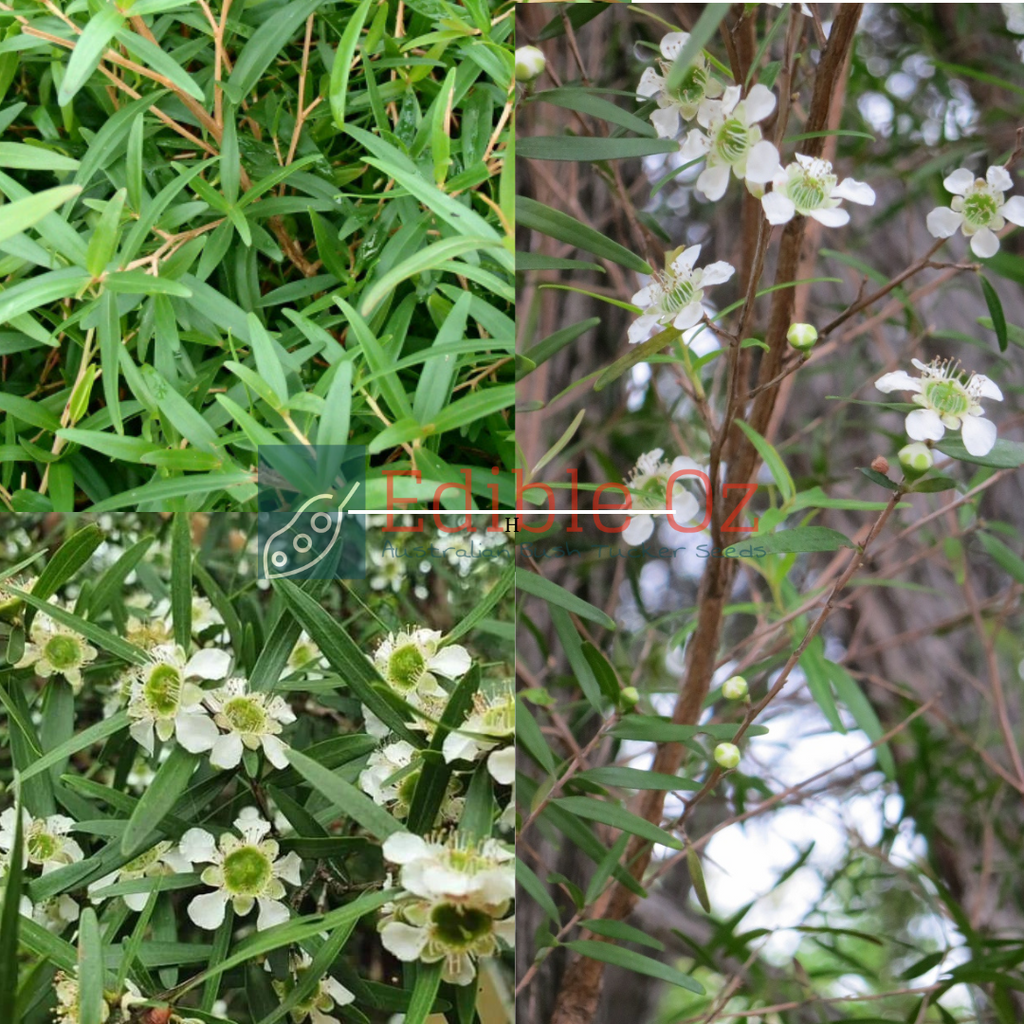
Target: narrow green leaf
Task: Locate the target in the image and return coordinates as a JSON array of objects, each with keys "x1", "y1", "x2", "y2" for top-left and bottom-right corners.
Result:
[
  {"x1": 58, "y1": 6, "x2": 124, "y2": 106},
  {"x1": 517, "y1": 860, "x2": 560, "y2": 924},
  {"x1": 446, "y1": 560, "x2": 514, "y2": 645},
  {"x1": 246, "y1": 313, "x2": 289, "y2": 405},
  {"x1": 516, "y1": 196, "x2": 651, "y2": 274},
  {"x1": 171, "y1": 500, "x2": 192, "y2": 647},
  {"x1": 979, "y1": 276, "x2": 1007, "y2": 351},
  {"x1": 31, "y1": 523, "x2": 104, "y2": 603},
  {"x1": 935, "y1": 437, "x2": 1024, "y2": 468},
  {"x1": 404, "y1": 961, "x2": 443, "y2": 1024},
  {"x1": 329, "y1": 0, "x2": 372, "y2": 130},
  {"x1": 220, "y1": 106, "x2": 240, "y2": 205},
  {"x1": 19, "y1": 711, "x2": 129, "y2": 782},
  {"x1": 551, "y1": 796, "x2": 683, "y2": 850},
  {"x1": 516, "y1": 570, "x2": 616, "y2": 629},
  {"x1": 285, "y1": 746, "x2": 403, "y2": 839},
  {"x1": 581, "y1": 919, "x2": 665, "y2": 951},
  {"x1": 518, "y1": 136, "x2": 677, "y2": 161},
  {"x1": 583, "y1": 832, "x2": 629, "y2": 905},
  {"x1": 577, "y1": 766, "x2": 699, "y2": 791},
  {"x1": 98, "y1": 288, "x2": 123, "y2": 434},
  {"x1": 77, "y1": 908, "x2": 106, "y2": 1024},
  {"x1": 317, "y1": 362, "x2": 352, "y2": 446},
  {"x1": 114, "y1": 27, "x2": 206, "y2": 101},
  {"x1": 0, "y1": 185, "x2": 82, "y2": 245},
  {"x1": 665, "y1": 2, "x2": 728, "y2": 92},
  {"x1": 563, "y1": 939, "x2": 703, "y2": 992},
  {"x1": 686, "y1": 847, "x2": 711, "y2": 913},
  {"x1": 121, "y1": 746, "x2": 200, "y2": 855},
  {"x1": 104, "y1": 270, "x2": 191, "y2": 297},
  {"x1": 734, "y1": 419, "x2": 795, "y2": 502},
  {"x1": 85, "y1": 187, "x2": 127, "y2": 277},
  {"x1": 753, "y1": 526, "x2": 856, "y2": 555},
  {"x1": 227, "y1": 0, "x2": 322, "y2": 100},
  {"x1": 827, "y1": 660, "x2": 896, "y2": 779},
  {"x1": 0, "y1": 799, "x2": 23, "y2": 1006}
]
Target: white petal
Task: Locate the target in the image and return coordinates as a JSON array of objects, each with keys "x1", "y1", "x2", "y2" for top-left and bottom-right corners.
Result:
[
  {"x1": 743, "y1": 140, "x2": 781, "y2": 184},
  {"x1": 631, "y1": 284, "x2": 655, "y2": 308},
  {"x1": 943, "y1": 167, "x2": 975, "y2": 195},
  {"x1": 178, "y1": 828, "x2": 218, "y2": 865},
  {"x1": 650, "y1": 106, "x2": 680, "y2": 139},
  {"x1": 487, "y1": 746, "x2": 516, "y2": 785},
  {"x1": 628, "y1": 313, "x2": 661, "y2": 345},
  {"x1": 362, "y1": 706, "x2": 390, "y2": 738},
  {"x1": 761, "y1": 190, "x2": 795, "y2": 225},
  {"x1": 1000, "y1": 195, "x2": 1024, "y2": 226},
  {"x1": 679, "y1": 129, "x2": 710, "y2": 161},
  {"x1": 256, "y1": 897, "x2": 290, "y2": 931},
  {"x1": 124, "y1": 892, "x2": 149, "y2": 912},
  {"x1": 719, "y1": 85, "x2": 741, "y2": 114},
  {"x1": 162, "y1": 847, "x2": 192, "y2": 873},
  {"x1": 443, "y1": 730, "x2": 478, "y2": 764},
  {"x1": 429, "y1": 644, "x2": 471, "y2": 679},
  {"x1": 809, "y1": 206, "x2": 850, "y2": 227},
  {"x1": 672, "y1": 244, "x2": 701, "y2": 274},
  {"x1": 696, "y1": 163, "x2": 731, "y2": 200},
  {"x1": 494, "y1": 916, "x2": 515, "y2": 947},
  {"x1": 276, "y1": 851, "x2": 303, "y2": 886},
  {"x1": 987, "y1": 165, "x2": 1013, "y2": 191},
  {"x1": 324, "y1": 976, "x2": 356, "y2": 1006},
  {"x1": 970, "y1": 227, "x2": 1000, "y2": 258},
  {"x1": 622, "y1": 515, "x2": 654, "y2": 546},
  {"x1": 926, "y1": 206, "x2": 963, "y2": 238},
  {"x1": 672, "y1": 301, "x2": 704, "y2": 331},
  {"x1": 875, "y1": 370, "x2": 921, "y2": 394},
  {"x1": 832, "y1": 177, "x2": 876, "y2": 205},
  {"x1": 660, "y1": 31, "x2": 688, "y2": 60},
  {"x1": 960, "y1": 415, "x2": 997, "y2": 456},
  {"x1": 184, "y1": 647, "x2": 231, "y2": 680},
  {"x1": 743, "y1": 84, "x2": 776, "y2": 123},
  {"x1": 175, "y1": 711, "x2": 218, "y2": 753},
  {"x1": 671, "y1": 491, "x2": 700, "y2": 523},
  {"x1": 699, "y1": 260, "x2": 735, "y2": 287},
  {"x1": 637, "y1": 67, "x2": 661, "y2": 100},
  {"x1": 261, "y1": 734, "x2": 290, "y2": 769},
  {"x1": 380, "y1": 921, "x2": 427, "y2": 961},
  {"x1": 972, "y1": 374, "x2": 1003, "y2": 401},
  {"x1": 905, "y1": 408, "x2": 945, "y2": 442},
  {"x1": 188, "y1": 889, "x2": 229, "y2": 930},
  {"x1": 382, "y1": 832, "x2": 429, "y2": 865},
  {"x1": 209, "y1": 731, "x2": 244, "y2": 770},
  {"x1": 129, "y1": 719, "x2": 155, "y2": 756}
]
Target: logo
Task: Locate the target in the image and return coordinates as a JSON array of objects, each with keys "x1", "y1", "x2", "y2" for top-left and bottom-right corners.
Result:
[{"x1": 257, "y1": 445, "x2": 366, "y2": 580}]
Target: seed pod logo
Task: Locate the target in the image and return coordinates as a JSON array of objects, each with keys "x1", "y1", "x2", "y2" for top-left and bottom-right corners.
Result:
[{"x1": 262, "y1": 482, "x2": 359, "y2": 580}]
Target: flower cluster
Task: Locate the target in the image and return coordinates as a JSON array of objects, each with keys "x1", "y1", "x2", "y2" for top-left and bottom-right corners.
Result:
[
  {"x1": 379, "y1": 832, "x2": 514, "y2": 985},
  {"x1": 620, "y1": 449, "x2": 706, "y2": 546}
]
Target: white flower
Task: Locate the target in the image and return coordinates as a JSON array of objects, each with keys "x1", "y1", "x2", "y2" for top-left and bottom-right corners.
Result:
[
  {"x1": 629, "y1": 244, "x2": 734, "y2": 345},
  {"x1": 382, "y1": 832, "x2": 514, "y2": 905},
  {"x1": 153, "y1": 595, "x2": 224, "y2": 637},
  {"x1": 359, "y1": 739, "x2": 419, "y2": 809},
  {"x1": 637, "y1": 32, "x2": 724, "y2": 136},
  {"x1": 15, "y1": 610, "x2": 98, "y2": 693},
  {"x1": 0, "y1": 809, "x2": 83, "y2": 873},
  {"x1": 125, "y1": 644, "x2": 227, "y2": 756},
  {"x1": 442, "y1": 684, "x2": 514, "y2": 787},
  {"x1": 762, "y1": 153, "x2": 875, "y2": 226},
  {"x1": 88, "y1": 840, "x2": 191, "y2": 911},
  {"x1": 379, "y1": 832, "x2": 514, "y2": 986},
  {"x1": 680, "y1": 84, "x2": 781, "y2": 200},
  {"x1": 285, "y1": 630, "x2": 329, "y2": 678},
  {"x1": 204, "y1": 677, "x2": 294, "y2": 770},
  {"x1": 180, "y1": 807, "x2": 302, "y2": 931},
  {"x1": 54, "y1": 972, "x2": 143, "y2": 1024},
  {"x1": 876, "y1": 357, "x2": 1004, "y2": 456},
  {"x1": 369, "y1": 546, "x2": 407, "y2": 592},
  {"x1": 926, "y1": 165, "x2": 1024, "y2": 258},
  {"x1": 619, "y1": 449, "x2": 703, "y2": 546},
  {"x1": 373, "y1": 628, "x2": 471, "y2": 699},
  {"x1": 270, "y1": 952, "x2": 355, "y2": 1024},
  {"x1": 124, "y1": 614, "x2": 174, "y2": 651}
]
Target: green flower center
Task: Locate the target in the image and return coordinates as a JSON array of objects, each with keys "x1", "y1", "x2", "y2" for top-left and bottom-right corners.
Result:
[
  {"x1": 27, "y1": 830, "x2": 60, "y2": 863},
  {"x1": 223, "y1": 696, "x2": 267, "y2": 734},
  {"x1": 44, "y1": 635, "x2": 81, "y2": 671},
  {"x1": 222, "y1": 846, "x2": 273, "y2": 896},
  {"x1": 714, "y1": 118, "x2": 749, "y2": 164},
  {"x1": 664, "y1": 278, "x2": 695, "y2": 313},
  {"x1": 481, "y1": 698, "x2": 515, "y2": 736},
  {"x1": 388, "y1": 644, "x2": 426, "y2": 691},
  {"x1": 924, "y1": 379, "x2": 970, "y2": 417},
  {"x1": 633, "y1": 474, "x2": 669, "y2": 511},
  {"x1": 667, "y1": 64, "x2": 707, "y2": 107},
  {"x1": 790, "y1": 174, "x2": 829, "y2": 212},
  {"x1": 962, "y1": 188, "x2": 999, "y2": 228},
  {"x1": 431, "y1": 903, "x2": 493, "y2": 949},
  {"x1": 143, "y1": 664, "x2": 183, "y2": 718}
]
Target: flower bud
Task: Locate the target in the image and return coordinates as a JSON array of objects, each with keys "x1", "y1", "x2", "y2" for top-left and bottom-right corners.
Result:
[
  {"x1": 515, "y1": 46, "x2": 546, "y2": 82},
  {"x1": 787, "y1": 322, "x2": 818, "y2": 351},
  {"x1": 721, "y1": 675, "x2": 748, "y2": 700},
  {"x1": 619, "y1": 686, "x2": 639, "y2": 707},
  {"x1": 714, "y1": 742, "x2": 741, "y2": 770},
  {"x1": 898, "y1": 442, "x2": 933, "y2": 478}
]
